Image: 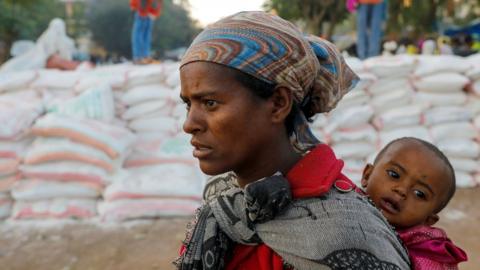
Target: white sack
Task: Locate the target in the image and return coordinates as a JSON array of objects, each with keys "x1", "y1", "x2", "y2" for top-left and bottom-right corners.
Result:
[
  {"x1": 363, "y1": 55, "x2": 416, "y2": 78},
  {"x1": 379, "y1": 126, "x2": 431, "y2": 147},
  {"x1": 46, "y1": 84, "x2": 115, "y2": 122},
  {"x1": 414, "y1": 55, "x2": 469, "y2": 77},
  {"x1": 369, "y1": 77, "x2": 412, "y2": 96},
  {"x1": 332, "y1": 142, "x2": 375, "y2": 159},
  {"x1": 24, "y1": 137, "x2": 117, "y2": 172},
  {"x1": 121, "y1": 84, "x2": 172, "y2": 106},
  {"x1": 371, "y1": 89, "x2": 413, "y2": 113},
  {"x1": 12, "y1": 198, "x2": 97, "y2": 219},
  {"x1": 423, "y1": 106, "x2": 472, "y2": 126},
  {"x1": 415, "y1": 92, "x2": 468, "y2": 107},
  {"x1": 430, "y1": 122, "x2": 477, "y2": 142},
  {"x1": 11, "y1": 180, "x2": 101, "y2": 201},
  {"x1": 0, "y1": 71, "x2": 37, "y2": 93},
  {"x1": 325, "y1": 105, "x2": 374, "y2": 133},
  {"x1": 32, "y1": 114, "x2": 135, "y2": 159},
  {"x1": 455, "y1": 171, "x2": 477, "y2": 188},
  {"x1": 373, "y1": 104, "x2": 423, "y2": 130},
  {"x1": 128, "y1": 115, "x2": 179, "y2": 133},
  {"x1": 20, "y1": 161, "x2": 111, "y2": 187},
  {"x1": 329, "y1": 125, "x2": 377, "y2": 144},
  {"x1": 99, "y1": 198, "x2": 200, "y2": 221},
  {"x1": 30, "y1": 70, "x2": 83, "y2": 90},
  {"x1": 126, "y1": 65, "x2": 166, "y2": 88},
  {"x1": 449, "y1": 158, "x2": 479, "y2": 174},
  {"x1": 412, "y1": 72, "x2": 469, "y2": 93},
  {"x1": 122, "y1": 99, "x2": 172, "y2": 121},
  {"x1": 105, "y1": 164, "x2": 204, "y2": 201},
  {"x1": 437, "y1": 139, "x2": 479, "y2": 159}
]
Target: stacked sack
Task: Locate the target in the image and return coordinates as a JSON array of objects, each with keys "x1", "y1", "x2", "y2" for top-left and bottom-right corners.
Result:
[
  {"x1": 74, "y1": 64, "x2": 131, "y2": 126},
  {"x1": 0, "y1": 85, "x2": 43, "y2": 219},
  {"x1": 411, "y1": 56, "x2": 476, "y2": 187},
  {"x1": 121, "y1": 64, "x2": 179, "y2": 139},
  {"x1": 100, "y1": 62, "x2": 205, "y2": 221},
  {"x1": 30, "y1": 69, "x2": 84, "y2": 104},
  {"x1": 363, "y1": 55, "x2": 426, "y2": 152},
  {"x1": 99, "y1": 160, "x2": 205, "y2": 222},
  {"x1": 14, "y1": 85, "x2": 136, "y2": 219},
  {"x1": 319, "y1": 59, "x2": 377, "y2": 184}
]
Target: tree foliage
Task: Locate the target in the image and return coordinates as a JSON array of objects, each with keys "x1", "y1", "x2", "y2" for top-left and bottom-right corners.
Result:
[
  {"x1": 387, "y1": 0, "x2": 447, "y2": 38},
  {"x1": 0, "y1": 0, "x2": 63, "y2": 61},
  {"x1": 386, "y1": 0, "x2": 480, "y2": 38},
  {"x1": 86, "y1": 0, "x2": 200, "y2": 59},
  {"x1": 263, "y1": 0, "x2": 349, "y2": 38}
]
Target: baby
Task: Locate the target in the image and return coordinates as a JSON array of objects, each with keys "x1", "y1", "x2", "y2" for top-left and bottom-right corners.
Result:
[{"x1": 361, "y1": 137, "x2": 468, "y2": 269}]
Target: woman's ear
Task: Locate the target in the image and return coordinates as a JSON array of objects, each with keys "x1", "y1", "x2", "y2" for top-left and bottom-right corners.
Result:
[
  {"x1": 361, "y1": 164, "x2": 374, "y2": 188},
  {"x1": 425, "y1": 214, "x2": 439, "y2": 226},
  {"x1": 269, "y1": 85, "x2": 293, "y2": 124}
]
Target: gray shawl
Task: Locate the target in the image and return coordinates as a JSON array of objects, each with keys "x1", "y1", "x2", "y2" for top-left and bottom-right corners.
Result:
[{"x1": 176, "y1": 173, "x2": 410, "y2": 270}]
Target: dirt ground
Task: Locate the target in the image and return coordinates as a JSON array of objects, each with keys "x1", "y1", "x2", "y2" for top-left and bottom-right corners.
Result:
[{"x1": 0, "y1": 188, "x2": 478, "y2": 270}]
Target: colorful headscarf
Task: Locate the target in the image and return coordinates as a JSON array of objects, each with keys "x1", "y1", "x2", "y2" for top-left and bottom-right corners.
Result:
[{"x1": 181, "y1": 11, "x2": 359, "y2": 151}]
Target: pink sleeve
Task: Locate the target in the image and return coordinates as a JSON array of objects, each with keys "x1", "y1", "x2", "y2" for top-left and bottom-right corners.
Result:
[
  {"x1": 346, "y1": 0, "x2": 359, "y2": 13},
  {"x1": 410, "y1": 255, "x2": 459, "y2": 270}
]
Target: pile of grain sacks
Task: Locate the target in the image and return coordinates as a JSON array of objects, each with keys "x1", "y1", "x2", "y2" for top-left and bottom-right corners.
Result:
[
  {"x1": 318, "y1": 54, "x2": 480, "y2": 187},
  {"x1": 0, "y1": 53, "x2": 479, "y2": 222}
]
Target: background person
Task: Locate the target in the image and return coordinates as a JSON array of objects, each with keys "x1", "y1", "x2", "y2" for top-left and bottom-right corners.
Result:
[
  {"x1": 347, "y1": 0, "x2": 388, "y2": 59},
  {"x1": 130, "y1": 0, "x2": 163, "y2": 64}
]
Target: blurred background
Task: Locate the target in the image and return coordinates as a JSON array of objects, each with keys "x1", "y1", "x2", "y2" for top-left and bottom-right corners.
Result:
[{"x1": 0, "y1": 0, "x2": 479, "y2": 64}]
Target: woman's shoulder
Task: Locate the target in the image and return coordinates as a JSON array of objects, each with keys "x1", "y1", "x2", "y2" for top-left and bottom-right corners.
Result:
[{"x1": 202, "y1": 172, "x2": 238, "y2": 202}]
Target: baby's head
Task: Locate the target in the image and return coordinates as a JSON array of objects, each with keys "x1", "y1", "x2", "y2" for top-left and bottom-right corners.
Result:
[{"x1": 361, "y1": 137, "x2": 456, "y2": 229}]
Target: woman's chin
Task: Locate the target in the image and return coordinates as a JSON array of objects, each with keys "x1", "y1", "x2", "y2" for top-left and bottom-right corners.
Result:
[{"x1": 198, "y1": 162, "x2": 229, "y2": 176}]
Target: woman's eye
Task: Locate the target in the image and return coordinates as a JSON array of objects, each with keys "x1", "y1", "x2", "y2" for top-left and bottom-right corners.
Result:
[
  {"x1": 387, "y1": 170, "x2": 399, "y2": 179},
  {"x1": 414, "y1": 190, "x2": 427, "y2": 200},
  {"x1": 183, "y1": 101, "x2": 191, "y2": 111},
  {"x1": 204, "y1": 100, "x2": 217, "y2": 108}
]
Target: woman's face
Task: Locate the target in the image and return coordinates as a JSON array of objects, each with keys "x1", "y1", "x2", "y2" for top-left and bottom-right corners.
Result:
[{"x1": 180, "y1": 62, "x2": 275, "y2": 176}]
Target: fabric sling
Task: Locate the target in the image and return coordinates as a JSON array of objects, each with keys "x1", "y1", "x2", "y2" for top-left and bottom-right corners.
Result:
[{"x1": 176, "y1": 145, "x2": 411, "y2": 269}]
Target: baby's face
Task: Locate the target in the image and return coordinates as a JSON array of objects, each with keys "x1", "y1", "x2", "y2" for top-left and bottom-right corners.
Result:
[{"x1": 362, "y1": 141, "x2": 451, "y2": 229}]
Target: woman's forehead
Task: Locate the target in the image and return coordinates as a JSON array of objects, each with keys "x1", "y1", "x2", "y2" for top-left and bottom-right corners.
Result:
[
  {"x1": 180, "y1": 62, "x2": 244, "y2": 97},
  {"x1": 181, "y1": 62, "x2": 236, "y2": 82}
]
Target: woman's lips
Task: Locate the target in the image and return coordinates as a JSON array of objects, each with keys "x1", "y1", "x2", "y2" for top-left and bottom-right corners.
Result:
[
  {"x1": 193, "y1": 146, "x2": 213, "y2": 158},
  {"x1": 191, "y1": 141, "x2": 213, "y2": 158},
  {"x1": 379, "y1": 198, "x2": 400, "y2": 215}
]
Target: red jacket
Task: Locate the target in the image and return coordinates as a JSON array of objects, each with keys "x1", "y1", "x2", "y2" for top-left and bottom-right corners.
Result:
[
  {"x1": 130, "y1": 0, "x2": 163, "y2": 17},
  {"x1": 180, "y1": 144, "x2": 347, "y2": 270}
]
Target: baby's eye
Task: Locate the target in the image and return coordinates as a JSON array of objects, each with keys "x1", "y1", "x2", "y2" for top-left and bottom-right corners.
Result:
[
  {"x1": 387, "y1": 169, "x2": 399, "y2": 179},
  {"x1": 414, "y1": 190, "x2": 426, "y2": 200}
]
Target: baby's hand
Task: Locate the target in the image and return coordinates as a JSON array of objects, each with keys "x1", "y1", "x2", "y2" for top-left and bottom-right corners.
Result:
[{"x1": 244, "y1": 174, "x2": 292, "y2": 224}]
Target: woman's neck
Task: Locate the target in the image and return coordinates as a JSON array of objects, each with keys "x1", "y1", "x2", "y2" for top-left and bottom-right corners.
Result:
[{"x1": 235, "y1": 141, "x2": 302, "y2": 188}]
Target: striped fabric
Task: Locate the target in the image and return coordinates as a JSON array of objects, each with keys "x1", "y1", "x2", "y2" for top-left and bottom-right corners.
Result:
[{"x1": 181, "y1": 11, "x2": 359, "y2": 151}]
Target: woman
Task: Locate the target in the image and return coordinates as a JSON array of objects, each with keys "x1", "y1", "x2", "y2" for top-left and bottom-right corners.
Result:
[{"x1": 176, "y1": 11, "x2": 410, "y2": 270}]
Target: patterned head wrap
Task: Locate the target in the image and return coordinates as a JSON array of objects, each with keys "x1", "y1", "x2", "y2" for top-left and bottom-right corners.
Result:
[{"x1": 181, "y1": 11, "x2": 359, "y2": 151}]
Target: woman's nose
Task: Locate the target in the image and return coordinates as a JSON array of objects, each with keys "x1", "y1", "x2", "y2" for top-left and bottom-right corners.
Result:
[{"x1": 183, "y1": 107, "x2": 203, "y2": 135}]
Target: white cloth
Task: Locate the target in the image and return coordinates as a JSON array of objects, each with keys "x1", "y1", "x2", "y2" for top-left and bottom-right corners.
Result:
[{"x1": 0, "y1": 18, "x2": 75, "y2": 74}]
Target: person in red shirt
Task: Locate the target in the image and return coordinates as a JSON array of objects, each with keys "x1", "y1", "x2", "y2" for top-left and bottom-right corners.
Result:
[
  {"x1": 130, "y1": 0, "x2": 162, "y2": 64},
  {"x1": 175, "y1": 11, "x2": 410, "y2": 269}
]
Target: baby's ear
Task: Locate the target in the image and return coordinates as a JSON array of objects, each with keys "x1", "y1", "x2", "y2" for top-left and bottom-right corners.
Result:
[
  {"x1": 361, "y1": 164, "x2": 373, "y2": 188},
  {"x1": 425, "y1": 214, "x2": 439, "y2": 226}
]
